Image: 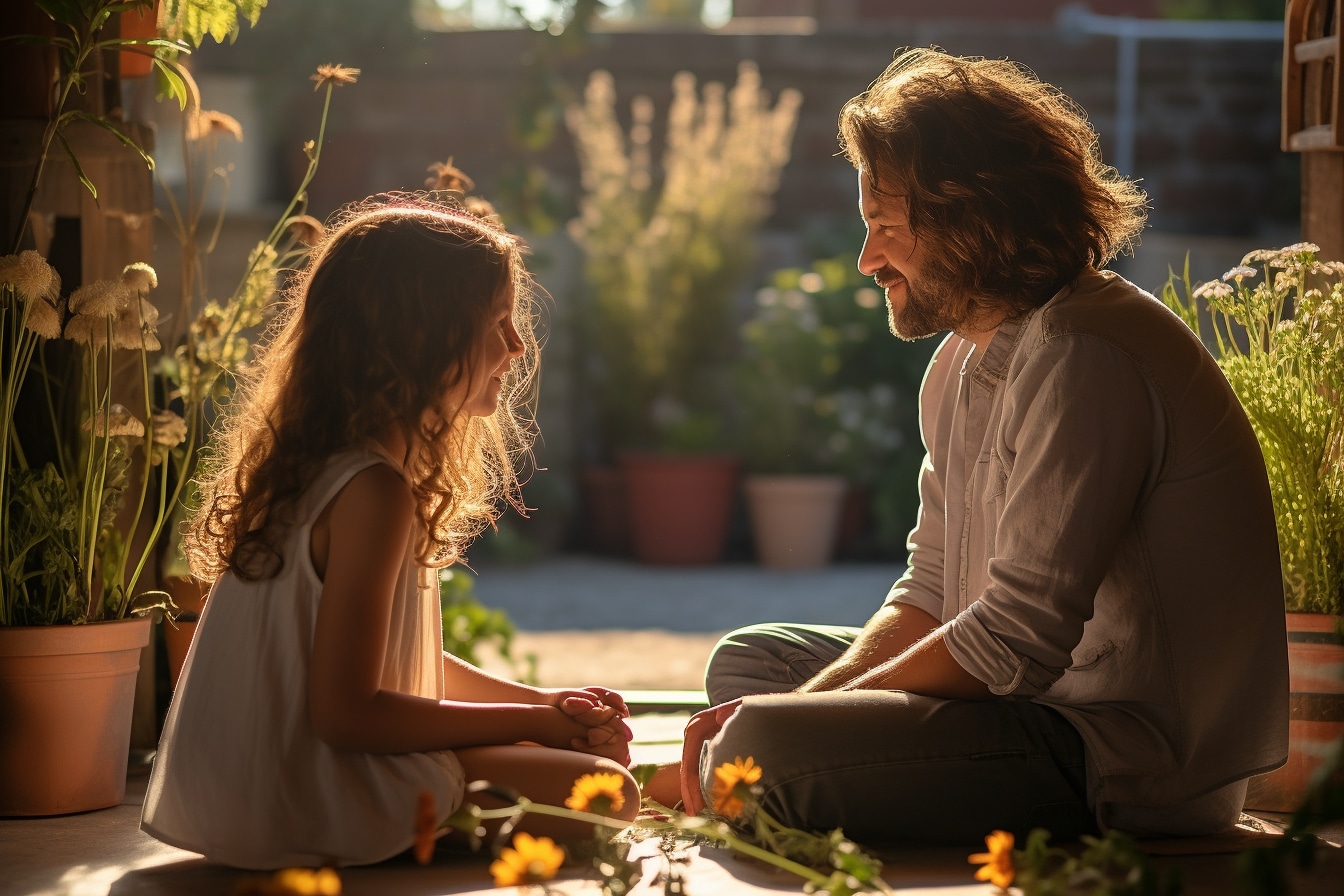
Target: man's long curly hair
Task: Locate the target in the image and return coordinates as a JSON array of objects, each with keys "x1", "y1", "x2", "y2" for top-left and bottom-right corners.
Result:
[
  {"x1": 839, "y1": 48, "x2": 1148, "y2": 326},
  {"x1": 186, "y1": 194, "x2": 540, "y2": 582}
]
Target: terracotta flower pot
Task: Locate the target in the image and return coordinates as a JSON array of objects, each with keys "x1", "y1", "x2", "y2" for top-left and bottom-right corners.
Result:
[
  {"x1": 1243, "y1": 612, "x2": 1344, "y2": 813},
  {"x1": 745, "y1": 474, "x2": 848, "y2": 570},
  {"x1": 579, "y1": 465, "x2": 632, "y2": 556},
  {"x1": 0, "y1": 616, "x2": 152, "y2": 816},
  {"x1": 621, "y1": 453, "x2": 739, "y2": 566},
  {"x1": 161, "y1": 576, "x2": 208, "y2": 690}
]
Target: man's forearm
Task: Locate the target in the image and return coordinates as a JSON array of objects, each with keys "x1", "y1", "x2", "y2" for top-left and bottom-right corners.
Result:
[{"x1": 797, "y1": 604, "x2": 940, "y2": 693}]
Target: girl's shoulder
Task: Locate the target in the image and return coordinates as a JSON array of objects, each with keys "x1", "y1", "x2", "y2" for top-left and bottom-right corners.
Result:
[{"x1": 300, "y1": 446, "x2": 410, "y2": 524}]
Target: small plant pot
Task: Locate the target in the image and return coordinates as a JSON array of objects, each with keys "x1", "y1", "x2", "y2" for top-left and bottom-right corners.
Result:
[
  {"x1": 162, "y1": 576, "x2": 208, "y2": 690},
  {"x1": 621, "y1": 453, "x2": 739, "y2": 566},
  {"x1": 0, "y1": 616, "x2": 152, "y2": 815},
  {"x1": 744, "y1": 474, "x2": 848, "y2": 570}
]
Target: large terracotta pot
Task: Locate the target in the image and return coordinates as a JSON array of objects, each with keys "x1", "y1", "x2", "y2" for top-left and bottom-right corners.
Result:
[
  {"x1": 0, "y1": 616, "x2": 152, "y2": 816},
  {"x1": 1244, "y1": 612, "x2": 1344, "y2": 813},
  {"x1": 744, "y1": 474, "x2": 848, "y2": 570},
  {"x1": 579, "y1": 465, "x2": 632, "y2": 556},
  {"x1": 620, "y1": 453, "x2": 739, "y2": 565}
]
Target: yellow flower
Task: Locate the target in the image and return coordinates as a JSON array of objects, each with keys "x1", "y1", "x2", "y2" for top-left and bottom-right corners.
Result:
[
  {"x1": 311, "y1": 64, "x2": 360, "y2": 91},
  {"x1": 413, "y1": 789, "x2": 437, "y2": 866},
  {"x1": 0, "y1": 250, "x2": 60, "y2": 303},
  {"x1": 969, "y1": 829, "x2": 1015, "y2": 890},
  {"x1": 488, "y1": 832, "x2": 565, "y2": 887},
  {"x1": 710, "y1": 756, "x2": 763, "y2": 820},
  {"x1": 565, "y1": 771, "x2": 627, "y2": 816},
  {"x1": 236, "y1": 866, "x2": 342, "y2": 895}
]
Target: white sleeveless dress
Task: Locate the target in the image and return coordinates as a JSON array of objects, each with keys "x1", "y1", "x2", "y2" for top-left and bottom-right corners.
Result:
[{"x1": 141, "y1": 449, "x2": 465, "y2": 868}]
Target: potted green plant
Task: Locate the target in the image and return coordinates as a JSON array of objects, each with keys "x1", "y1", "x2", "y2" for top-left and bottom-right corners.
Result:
[
  {"x1": 0, "y1": 0, "x2": 286, "y2": 816},
  {"x1": 735, "y1": 255, "x2": 934, "y2": 567},
  {"x1": 565, "y1": 61, "x2": 801, "y2": 564},
  {"x1": 1161, "y1": 242, "x2": 1344, "y2": 812}
]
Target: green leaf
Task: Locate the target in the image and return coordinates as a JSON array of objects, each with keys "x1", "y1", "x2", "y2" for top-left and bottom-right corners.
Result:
[
  {"x1": 66, "y1": 111, "x2": 155, "y2": 170},
  {"x1": 54, "y1": 130, "x2": 97, "y2": 200},
  {"x1": 151, "y1": 55, "x2": 190, "y2": 110}
]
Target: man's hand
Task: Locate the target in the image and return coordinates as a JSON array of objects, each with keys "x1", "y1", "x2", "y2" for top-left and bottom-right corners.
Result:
[{"x1": 679, "y1": 699, "x2": 742, "y2": 815}]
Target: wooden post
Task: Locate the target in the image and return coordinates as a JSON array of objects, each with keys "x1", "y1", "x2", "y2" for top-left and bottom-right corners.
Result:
[{"x1": 1284, "y1": 0, "x2": 1344, "y2": 260}]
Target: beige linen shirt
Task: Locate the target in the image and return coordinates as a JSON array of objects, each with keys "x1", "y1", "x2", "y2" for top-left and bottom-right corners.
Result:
[{"x1": 886, "y1": 268, "x2": 1289, "y2": 835}]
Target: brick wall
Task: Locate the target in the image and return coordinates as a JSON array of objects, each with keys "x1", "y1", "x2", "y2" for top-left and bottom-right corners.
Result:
[{"x1": 202, "y1": 20, "x2": 1290, "y2": 239}]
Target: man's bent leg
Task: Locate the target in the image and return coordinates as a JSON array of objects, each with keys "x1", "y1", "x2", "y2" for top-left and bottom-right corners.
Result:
[
  {"x1": 706, "y1": 623, "x2": 862, "y2": 704},
  {"x1": 704, "y1": 690, "x2": 1095, "y2": 845}
]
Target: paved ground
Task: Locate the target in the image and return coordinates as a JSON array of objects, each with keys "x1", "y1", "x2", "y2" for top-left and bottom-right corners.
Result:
[{"x1": 467, "y1": 555, "x2": 906, "y2": 691}]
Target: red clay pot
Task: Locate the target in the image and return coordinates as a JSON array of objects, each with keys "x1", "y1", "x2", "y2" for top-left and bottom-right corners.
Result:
[{"x1": 621, "y1": 453, "x2": 739, "y2": 566}]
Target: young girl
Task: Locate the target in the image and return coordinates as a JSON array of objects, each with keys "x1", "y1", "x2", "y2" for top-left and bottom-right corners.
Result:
[{"x1": 141, "y1": 194, "x2": 639, "y2": 869}]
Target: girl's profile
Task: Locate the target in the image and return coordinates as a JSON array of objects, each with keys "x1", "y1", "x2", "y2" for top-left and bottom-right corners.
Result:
[{"x1": 141, "y1": 194, "x2": 638, "y2": 869}]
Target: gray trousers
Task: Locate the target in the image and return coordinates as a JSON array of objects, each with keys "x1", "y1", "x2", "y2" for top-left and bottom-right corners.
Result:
[{"x1": 702, "y1": 622, "x2": 1098, "y2": 845}]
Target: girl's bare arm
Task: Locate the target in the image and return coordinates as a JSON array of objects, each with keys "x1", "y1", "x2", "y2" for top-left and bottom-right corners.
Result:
[{"x1": 307, "y1": 465, "x2": 601, "y2": 754}]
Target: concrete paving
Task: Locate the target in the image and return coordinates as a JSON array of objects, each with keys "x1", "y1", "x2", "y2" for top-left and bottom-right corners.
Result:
[{"x1": 467, "y1": 555, "x2": 905, "y2": 692}]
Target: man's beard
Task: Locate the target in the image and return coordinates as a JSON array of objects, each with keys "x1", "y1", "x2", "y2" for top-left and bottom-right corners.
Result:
[{"x1": 881, "y1": 266, "x2": 960, "y2": 341}]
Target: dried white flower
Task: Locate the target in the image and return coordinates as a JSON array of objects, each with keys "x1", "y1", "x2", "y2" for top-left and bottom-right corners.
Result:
[
  {"x1": 83, "y1": 404, "x2": 145, "y2": 438},
  {"x1": 68, "y1": 280, "x2": 129, "y2": 317},
  {"x1": 24, "y1": 297, "x2": 62, "y2": 339},
  {"x1": 150, "y1": 410, "x2": 188, "y2": 447},
  {"x1": 1222, "y1": 265, "x2": 1257, "y2": 283},
  {"x1": 0, "y1": 250, "x2": 60, "y2": 303},
  {"x1": 64, "y1": 313, "x2": 110, "y2": 348},
  {"x1": 121, "y1": 262, "x2": 158, "y2": 293}
]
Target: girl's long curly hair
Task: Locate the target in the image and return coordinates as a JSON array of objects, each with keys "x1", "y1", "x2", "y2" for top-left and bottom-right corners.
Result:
[
  {"x1": 186, "y1": 194, "x2": 540, "y2": 582},
  {"x1": 839, "y1": 48, "x2": 1148, "y2": 326}
]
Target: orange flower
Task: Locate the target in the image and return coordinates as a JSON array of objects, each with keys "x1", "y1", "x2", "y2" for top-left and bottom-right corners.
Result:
[
  {"x1": 311, "y1": 64, "x2": 360, "y2": 91},
  {"x1": 489, "y1": 832, "x2": 565, "y2": 887},
  {"x1": 413, "y1": 789, "x2": 437, "y2": 866},
  {"x1": 968, "y1": 829, "x2": 1015, "y2": 890},
  {"x1": 709, "y1": 756, "x2": 763, "y2": 819},
  {"x1": 565, "y1": 772, "x2": 627, "y2": 816}
]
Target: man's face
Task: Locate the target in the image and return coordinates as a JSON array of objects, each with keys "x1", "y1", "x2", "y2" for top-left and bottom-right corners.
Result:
[{"x1": 856, "y1": 171, "x2": 957, "y2": 341}]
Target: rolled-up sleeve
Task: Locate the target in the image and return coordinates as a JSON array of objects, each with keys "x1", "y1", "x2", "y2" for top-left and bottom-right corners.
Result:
[{"x1": 942, "y1": 335, "x2": 1155, "y2": 696}]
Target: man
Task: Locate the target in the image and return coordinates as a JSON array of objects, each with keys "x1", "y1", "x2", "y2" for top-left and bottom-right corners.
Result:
[{"x1": 650, "y1": 48, "x2": 1289, "y2": 843}]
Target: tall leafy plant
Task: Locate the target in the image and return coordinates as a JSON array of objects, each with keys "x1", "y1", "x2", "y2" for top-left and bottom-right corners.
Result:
[
  {"x1": 566, "y1": 62, "x2": 801, "y2": 453},
  {"x1": 1162, "y1": 243, "x2": 1344, "y2": 614}
]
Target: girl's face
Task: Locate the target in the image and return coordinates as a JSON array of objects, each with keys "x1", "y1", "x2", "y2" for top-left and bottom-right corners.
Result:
[{"x1": 439, "y1": 282, "x2": 526, "y2": 421}]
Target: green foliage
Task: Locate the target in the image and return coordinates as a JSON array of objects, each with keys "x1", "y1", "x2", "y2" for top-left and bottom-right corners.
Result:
[
  {"x1": 567, "y1": 63, "x2": 802, "y2": 454},
  {"x1": 162, "y1": 0, "x2": 268, "y2": 47},
  {"x1": 734, "y1": 254, "x2": 934, "y2": 551},
  {"x1": 1011, "y1": 828, "x2": 1182, "y2": 896},
  {"x1": 439, "y1": 569, "x2": 536, "y2": 683},
  {"x1": 1160, "y1": 245, "x2": 1344, "y2": 614}
]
